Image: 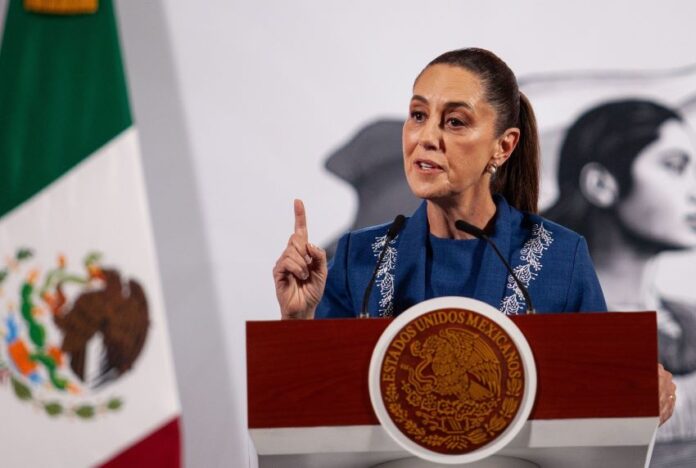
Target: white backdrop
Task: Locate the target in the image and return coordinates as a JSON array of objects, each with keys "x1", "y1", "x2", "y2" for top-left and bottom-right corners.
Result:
[
  {"x1": 4, "y1": 1, "x2": 696, "y2": 467},
  {"x1": 115, "y1": 2, "x2": 696, "y2": 467}
]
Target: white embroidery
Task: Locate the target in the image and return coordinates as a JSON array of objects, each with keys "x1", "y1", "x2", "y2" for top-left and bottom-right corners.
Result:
[
  {"x1": 371, "y1": 234, "x2": 398, "y2": 317},
  {"x1": 500, "y1": 223, "x2": 554, "y2": 315}
]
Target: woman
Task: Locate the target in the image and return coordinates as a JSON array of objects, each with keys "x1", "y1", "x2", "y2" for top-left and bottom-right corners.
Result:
[
  {"x1": 272, "y1": 48, "x2": 676, "y2": 425},
  {"x1": 544, "y1": 99, "x2": 696, "y2": 466}
]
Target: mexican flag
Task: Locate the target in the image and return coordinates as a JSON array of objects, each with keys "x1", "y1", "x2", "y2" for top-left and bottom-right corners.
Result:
[{"x1": 0, "y1": 1, "x2": 181, "y2": 466}]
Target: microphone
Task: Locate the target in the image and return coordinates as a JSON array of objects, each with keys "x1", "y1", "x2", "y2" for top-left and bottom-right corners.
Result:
[
  {"x1": 360, "y1": 214, "x2": 406, "y2": 318},
  {"x1": 455, "y1": 219, "x2": 536, "y2": 314}
]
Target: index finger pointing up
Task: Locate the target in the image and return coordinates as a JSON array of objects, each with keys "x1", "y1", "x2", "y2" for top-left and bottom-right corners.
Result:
[{"x1": 294, "y1": 199, "x2": 308, "y2": 239}]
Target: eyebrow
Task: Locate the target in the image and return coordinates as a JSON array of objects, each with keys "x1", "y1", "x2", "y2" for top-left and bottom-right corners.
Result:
[{"x1": 410, "y1": 95, "x2": 474, "y2": 112}]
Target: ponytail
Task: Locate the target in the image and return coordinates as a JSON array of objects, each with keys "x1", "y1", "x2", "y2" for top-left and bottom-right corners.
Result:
[{"x1": 492, "y1": 92, "x2": 540, "y2": 213}]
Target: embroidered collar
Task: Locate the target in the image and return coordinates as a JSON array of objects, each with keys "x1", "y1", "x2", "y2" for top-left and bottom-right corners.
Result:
[{"x1": 367, "y1": 195, "x2": 554, "y2": 316}]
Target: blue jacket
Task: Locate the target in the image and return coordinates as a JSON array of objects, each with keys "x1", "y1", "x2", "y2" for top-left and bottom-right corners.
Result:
[{"x1": 316, "y1": 196, "x2": 607, "y2": 318}]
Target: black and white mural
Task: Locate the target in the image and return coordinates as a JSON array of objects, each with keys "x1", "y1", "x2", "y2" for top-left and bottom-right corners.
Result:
[{"x1": 533, "y1": 66, "x2": 696, "y2": 467}]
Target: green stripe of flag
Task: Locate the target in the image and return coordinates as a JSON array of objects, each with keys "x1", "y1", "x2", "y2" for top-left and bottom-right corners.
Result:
[{"x1": 0, "y1": 0, "x2": 132, "y2": 218}]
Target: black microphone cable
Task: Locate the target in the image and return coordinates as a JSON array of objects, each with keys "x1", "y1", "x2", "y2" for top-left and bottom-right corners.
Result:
[{"x1": 455, "y1": 219, "x2": 536, "y2": 314}]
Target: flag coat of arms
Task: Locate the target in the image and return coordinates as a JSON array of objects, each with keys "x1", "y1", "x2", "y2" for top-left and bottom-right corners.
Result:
[{"x1": 0, "y1": 0, "x2": 181, "y2": 466}]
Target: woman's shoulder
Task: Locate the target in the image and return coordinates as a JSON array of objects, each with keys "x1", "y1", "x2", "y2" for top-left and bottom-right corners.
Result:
[
  {"x1": 337, "y1": 219, "x2": 405, "y2": 251},
  {"x1": 525, "y1": 212, "x2": 584, "y2": 243},
  {"x1": 340, "y1": 202, "x2": 427, "y2": 247},
  {"x1": 351, "y1": 220, "x2": 395, "y2": 238},
  {"x1": 330, "y1": 219, "x2": 407, "y2": 275},
  {"x1": 506, "y1": 201, "x2": 586, "y2": 248},
  {"x1": 333, "y1": 221, "x2": 388, "y2": 241},
  {"x1": 500, "y1": 201, "x2": 589, "y2": 273},
  {"x1": 329, "y1": 221, "x2": 390, "y2": 257}
]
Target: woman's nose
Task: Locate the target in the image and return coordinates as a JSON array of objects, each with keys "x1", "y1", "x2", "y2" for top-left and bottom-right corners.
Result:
[{"x1": 419, "y1": 119, "x2": 442, "y2": 151}]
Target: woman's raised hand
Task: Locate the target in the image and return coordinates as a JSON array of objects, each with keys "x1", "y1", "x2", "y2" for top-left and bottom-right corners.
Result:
[{"x1": 273, "y1": 199, "x2": 328, "y2": 319}]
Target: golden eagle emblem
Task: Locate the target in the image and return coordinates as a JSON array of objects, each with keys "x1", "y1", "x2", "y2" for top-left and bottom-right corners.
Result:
[{"x1": 380, "y1": 308, "x2": 525, "y2": 454}]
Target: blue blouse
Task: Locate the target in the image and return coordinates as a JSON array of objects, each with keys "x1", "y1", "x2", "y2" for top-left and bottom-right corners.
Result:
[{"x1": 426, "y1": 234, "x2": 486, "y2": 300}]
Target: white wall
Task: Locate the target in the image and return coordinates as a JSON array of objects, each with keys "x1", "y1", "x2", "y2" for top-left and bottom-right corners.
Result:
[{"x1": 7, "y1": 1, "x2": 692, "y2": 466}]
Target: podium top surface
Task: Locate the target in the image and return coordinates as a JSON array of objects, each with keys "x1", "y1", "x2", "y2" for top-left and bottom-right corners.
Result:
[{"x1": 246, "y1": 312, "x2": 658, "y2": 429}]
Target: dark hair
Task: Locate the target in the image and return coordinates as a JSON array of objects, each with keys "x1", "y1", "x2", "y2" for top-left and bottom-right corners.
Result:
[
  {"x1": 426, "y1": 48, "x2": 540, "y2": 213},
  {"x1": 545, "y1": 99, "x2": 681, "y2": 236}
]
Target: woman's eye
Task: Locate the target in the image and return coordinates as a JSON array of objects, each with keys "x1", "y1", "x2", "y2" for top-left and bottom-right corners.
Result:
[
  {"x1": 446, "y1": 117, "x2": 466, "y2": 128},
  {"x1": 661, "y1": 151, "x2": 689, "y2": 174},
  {"x1": 410, "y1": 111, "x2": 426, "y2": 122}
]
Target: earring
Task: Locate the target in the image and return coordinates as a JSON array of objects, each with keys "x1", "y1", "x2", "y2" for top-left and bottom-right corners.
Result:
[{"x1": 486, "y1": 162, "x2": 498, "y2": 175}]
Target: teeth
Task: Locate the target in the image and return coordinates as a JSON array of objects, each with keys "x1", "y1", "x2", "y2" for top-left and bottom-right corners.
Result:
[{"x1": 420, "y1": 162, "x2": 434, "y2": 169}]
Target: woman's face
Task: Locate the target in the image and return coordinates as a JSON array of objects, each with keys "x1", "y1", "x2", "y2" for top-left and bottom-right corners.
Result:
[
  {"x1": 402, "y1": 64, "x2": 504, "y2": 203},
  {"x1": 617, "y1": 119, "x2": 696, "y2": 248}
]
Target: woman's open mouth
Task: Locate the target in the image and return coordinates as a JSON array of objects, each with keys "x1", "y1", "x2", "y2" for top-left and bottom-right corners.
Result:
[{"x1": 415, "y1": 159, "x2": 444, "y2": 173}]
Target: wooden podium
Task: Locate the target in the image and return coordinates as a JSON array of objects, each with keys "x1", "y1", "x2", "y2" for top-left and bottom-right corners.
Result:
[{"x1": 247, "y1": 312, "x2": 659, "y2": 467}]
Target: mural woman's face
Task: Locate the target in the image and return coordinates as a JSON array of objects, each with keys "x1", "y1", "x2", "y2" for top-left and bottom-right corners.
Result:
[{"x1": 617, "y1": 119, "x2": 696, "y2": 248}]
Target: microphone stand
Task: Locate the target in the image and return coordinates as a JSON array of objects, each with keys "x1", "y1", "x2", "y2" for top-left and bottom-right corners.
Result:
[{"x1": 455, "y1": 219, "x2": 536, "y2": 314}]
